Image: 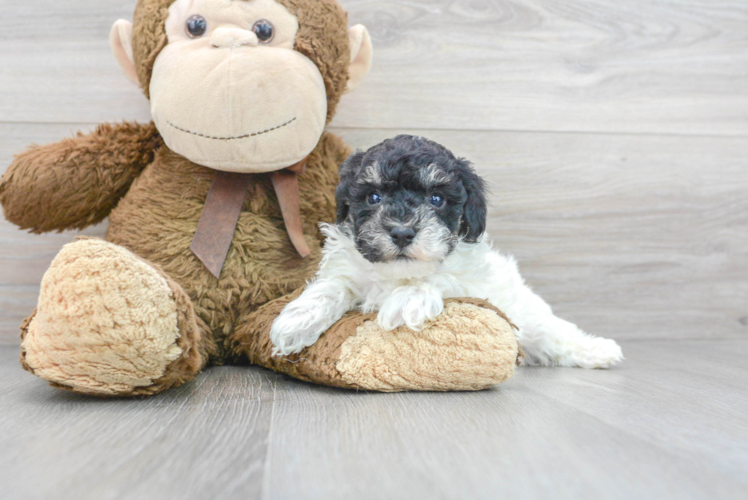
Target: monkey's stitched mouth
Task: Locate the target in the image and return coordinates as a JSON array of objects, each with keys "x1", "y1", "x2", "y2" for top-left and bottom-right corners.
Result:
[{"x1": 166, "y1": 117, "x2": 297, "y2": 141}]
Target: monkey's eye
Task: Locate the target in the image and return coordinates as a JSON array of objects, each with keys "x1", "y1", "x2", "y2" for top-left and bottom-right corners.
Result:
[
  {"x1": 252, "y1": 19, "x2": 275, "y2": 43},
  {"x1": 186, "y1": 15, "x2": 208, "y2": 38},
  {"x1": 430, "y1": 195, "x2": 445, "y2": 208},
  {"x1": 367, "y1": 193, "x2": 382, "y2": 205}
]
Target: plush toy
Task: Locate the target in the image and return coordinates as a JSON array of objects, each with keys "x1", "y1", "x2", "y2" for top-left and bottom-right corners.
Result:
[{"x1": 0, "y1": 0, "x2": 520, "y2": 396}]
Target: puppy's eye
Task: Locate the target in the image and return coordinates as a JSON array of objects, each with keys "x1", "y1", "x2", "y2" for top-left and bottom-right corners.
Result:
[
  {"x1": 186, "y1": 15, "x2": 208, "y2": 38},
  {"x1": 367, "y1": 193, "x2": 382, "y2": 205},
  {"x1": 430, "y1": 195, "x2": 445, "y2": 208},
  {"x1": 252, "y1": 19, "x2": 275, "y2": 43}
]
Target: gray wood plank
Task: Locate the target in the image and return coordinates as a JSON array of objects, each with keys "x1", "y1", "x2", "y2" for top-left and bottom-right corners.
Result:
[
  {"x1": 1, "y1": 124, "x2": 746, "y2": 344},
  {"x1": 263, "y1": 340, "x2": 748, "y2": 500},
  {"x1": 1, "y1": 0, "x2": 746, "y2": 135},
  {"x1": 0, "y1": 348, "x2": 278, "y2": 500},
  {"x1": 0, "y1": 286, "x2": 40, "y2": 344},
  {"x1": 2, "y1": 340, "x2": 746, "y2": 500}
]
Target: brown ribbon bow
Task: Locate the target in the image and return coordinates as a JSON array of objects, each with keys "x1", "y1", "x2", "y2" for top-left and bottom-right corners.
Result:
[{"x1": 190, "y1": 157, "x2": 311, "y2": 278}]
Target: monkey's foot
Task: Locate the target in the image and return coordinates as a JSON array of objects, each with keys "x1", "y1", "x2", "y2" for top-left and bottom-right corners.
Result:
[
  {"x1": 233, "y1": 296, "x2": 521, "y2": 392},
  {"x1": 21, "y1": 238, "x2": 204, "y2": 397}
]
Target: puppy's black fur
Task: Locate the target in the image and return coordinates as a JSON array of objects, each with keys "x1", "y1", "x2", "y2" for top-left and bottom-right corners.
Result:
[{"x1": 335, "y1": 135, "x2": 487, "y2": 263}]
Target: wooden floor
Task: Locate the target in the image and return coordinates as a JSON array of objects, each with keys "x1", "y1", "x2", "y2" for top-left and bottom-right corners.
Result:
[
  {"x1": 1, "y1": 0, "x2": 747, "y2": 498},
  {"x1": 1, "y1": 341, "x2": 747, "y2": 499}
]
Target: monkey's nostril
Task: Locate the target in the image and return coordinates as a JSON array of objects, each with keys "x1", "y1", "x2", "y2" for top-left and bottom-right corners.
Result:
[
  {"x1": 210, "y1": 28, "x2": 259, "y2": 49},
  {"x1": 390, "y1": 226, "x2": 415, "y2": 248}
]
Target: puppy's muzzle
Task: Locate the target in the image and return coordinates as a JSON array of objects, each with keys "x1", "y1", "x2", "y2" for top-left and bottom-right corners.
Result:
[{"x1": 390, "y1": 225, "x2": 415, "y2": 249}]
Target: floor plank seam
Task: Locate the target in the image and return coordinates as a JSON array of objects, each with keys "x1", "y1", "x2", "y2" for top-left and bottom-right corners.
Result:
[
  {"x1": 1, "y1": 121, "x2": 748, "y2": 141},
  {"x1": 259, "y1": 381, "x2": 278, "y2": 500},
  {"x1": 328, "y1": 125, "x2": 748, "y2": 140}
]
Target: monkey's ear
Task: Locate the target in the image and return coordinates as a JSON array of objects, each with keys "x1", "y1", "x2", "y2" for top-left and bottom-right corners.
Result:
[
  {"x1": 335, "y1": 151, "x2": 365, "y2": 223},
  {"x1": 110, "y1": 20, "x2": 139, "y2": 85},
  {"x1": 345, "y1": 25, "x2": 373, "y2": 93}
]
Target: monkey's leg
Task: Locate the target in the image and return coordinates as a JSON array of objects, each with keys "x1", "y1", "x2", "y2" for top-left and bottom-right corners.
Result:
[
  {"x1": 20, "y1": 238, "x2": 212, "y2": 397},
  {"x1": 229, "y1": 295, "x2": 521, "y2": 392}
]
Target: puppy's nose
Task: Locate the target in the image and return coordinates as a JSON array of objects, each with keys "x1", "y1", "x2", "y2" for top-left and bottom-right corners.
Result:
[{"x1": 390, "y1": 226, "x2": 415, "y2": 248}]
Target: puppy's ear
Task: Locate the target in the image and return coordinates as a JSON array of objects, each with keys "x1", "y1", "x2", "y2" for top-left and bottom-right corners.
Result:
[
  {"x1": 457, "y1": 160, "x2": 488, "y2": 242},
  {"x1": 335, "y1": 151, "x2": 365, "y2": 223}
]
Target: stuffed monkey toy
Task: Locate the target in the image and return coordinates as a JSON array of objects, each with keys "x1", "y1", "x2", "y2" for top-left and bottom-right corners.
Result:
[{"x1": 0, "y1": 0, "x2": 520, "y2": 396}]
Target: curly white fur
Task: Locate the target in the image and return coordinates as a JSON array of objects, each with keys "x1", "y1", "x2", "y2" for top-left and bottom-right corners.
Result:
[{"x1": 270, "y1": 224, "x2": 624, "y2": 368}]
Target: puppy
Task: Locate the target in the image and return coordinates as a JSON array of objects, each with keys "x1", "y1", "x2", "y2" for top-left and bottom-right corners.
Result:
[{"x1": 270, "y1": 135, "x2": 623, "y2": 368}]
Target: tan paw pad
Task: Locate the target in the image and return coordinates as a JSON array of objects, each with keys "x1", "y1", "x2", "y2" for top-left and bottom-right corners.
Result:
[
  {"x1": 22, "y1": 239, "x2": 182, "y2": 395},
  {"x1": 336, "y1": 301, "x2": 519, "y2": 392}
]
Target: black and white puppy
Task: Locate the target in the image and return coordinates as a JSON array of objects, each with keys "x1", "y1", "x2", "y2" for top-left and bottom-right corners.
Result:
[{"x1": 270, "y1": 135, "x2": 623, "y2": 368}]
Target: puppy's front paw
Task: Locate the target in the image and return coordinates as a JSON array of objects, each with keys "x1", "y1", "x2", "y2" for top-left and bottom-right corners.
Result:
[
  {"x1": 571, "y1": 337, "x2": 624, "y2": 369},
  {"x1": 270, "y1": 309, "x2": 325, "y2": 357},
  {"x1": 377, "y1": 286, "x2": 444, "y2": 332},
  {"x1": 377, "y1": 307, "x2": 405, "y2": 331}
]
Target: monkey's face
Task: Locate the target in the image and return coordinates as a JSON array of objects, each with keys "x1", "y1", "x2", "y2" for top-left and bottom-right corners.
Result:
[
  {"x1": 142, "y1": 0, "x2": 324, "y2": 172},
  {"x1": 112, "y1": 0, "x2": 372, "y2": 172}
]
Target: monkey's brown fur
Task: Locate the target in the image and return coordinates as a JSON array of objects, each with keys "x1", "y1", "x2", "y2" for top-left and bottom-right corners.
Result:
[
  {"x1": 0, "y1": 0, "x2": 520, "y2": 396},
  {"x1": 5, "y1": 123, "x2": 351, "y2": 395}
]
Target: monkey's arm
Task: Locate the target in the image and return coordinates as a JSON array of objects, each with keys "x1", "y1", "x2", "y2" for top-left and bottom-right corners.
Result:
[{"x1": 0, "y1": 122, "x2": 160, "y2": 233}]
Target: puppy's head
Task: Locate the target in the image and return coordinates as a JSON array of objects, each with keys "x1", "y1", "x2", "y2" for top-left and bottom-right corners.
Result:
[{"x1": 335, "y1": 135, "x2": 487, "y2": 263}]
